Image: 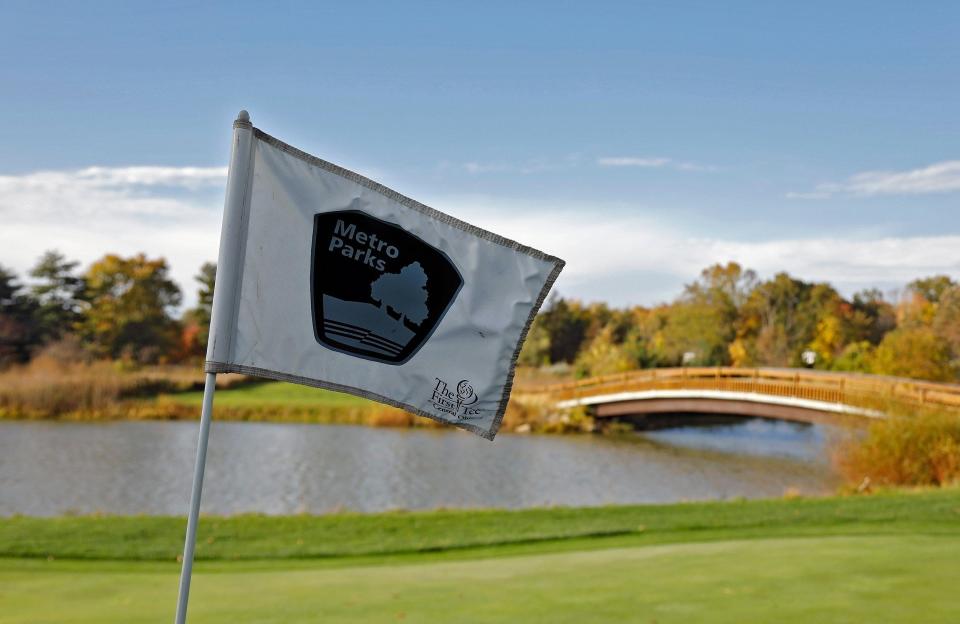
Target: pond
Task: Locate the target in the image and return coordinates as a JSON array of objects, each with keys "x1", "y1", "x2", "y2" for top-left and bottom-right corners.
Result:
[{"x1": 0, "y1": 419, "x2": 840, "y2": 516}]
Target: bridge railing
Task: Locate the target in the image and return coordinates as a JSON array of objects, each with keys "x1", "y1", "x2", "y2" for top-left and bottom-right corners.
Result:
[{"x1": 528, "y1": 367, "x2": 960, "y2": 415}]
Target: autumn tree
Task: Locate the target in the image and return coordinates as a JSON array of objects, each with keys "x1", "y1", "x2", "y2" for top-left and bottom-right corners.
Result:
[
  {"x1": 849, "y1": 289, "x2": 896, "y2": 345},
  {"x1": 582, "y1": 302, "x2": 617, "y2": 344},
  {"x1": 194, "y1": 262, "x2": 216, "y2": 326},
  {"x1": 933, "y1": 285, "x2": 960, "y2": 367},
  {"x1": 807, "y1": 295, "x2": 868, "y2": 369},
  {"x1": 662, "y1": 263, "x2": 754, "y2": 365},
  {"x1": 735, "y1": 274, "x2": 839, "y2": 367},
  {"x1": 821, "y1": 290, "x2": 895, "y2": 372},
  {"x1": 661, "y1": 301, "x2": 732, "y2": 365},
  {"x1": 831, "y1": 341, "x2": 875, "y2": 373},
  {"x1": 908, "y1": 275, "x2": 955, "y2": 305},
  {"x1": 695, "y1": 262, "x2": 757, "y2": 308},
  {"x1": 512, "y1": 262, "x2": 957, "y2": 383},
  {"x1": 621, "y1": 306, "x2": 668, "y2": 368},
  {"x1": 180, "y1": 262, "x2": 216, "y2": 357},
  {"x1": 574, "y1": 325, "x2": 633, "y2": 378},
  {"x1": 518, "y1": 317, "x2": 551, "y2": 366},
  {"x1": 77, "y1": 254, "x2": 182, "y2": 363},
  {"x1": 871, "y1": 327, "x2": 954, "y2": 381}
]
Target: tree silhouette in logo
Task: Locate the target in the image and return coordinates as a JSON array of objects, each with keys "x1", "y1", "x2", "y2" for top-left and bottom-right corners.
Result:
[{"x1": 370, "y1": 261, "x2": 429, "y2": 327}]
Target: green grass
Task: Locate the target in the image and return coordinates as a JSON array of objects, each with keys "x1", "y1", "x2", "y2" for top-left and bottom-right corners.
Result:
[
  {"x1": 142, "y1": 380, "x2": 403, "y2": 426},
  {"x1": 162, "y1": 381, "x2": 370, "y2": 408},
  {"x1": 3, "y1": 535, "x2": 959, "y2": 623},
  {"x1": 3, "y1": 490, "x2": 960, "y2": 622},
  {"x1": 3, "y1": 488, "x2": 960, "y2": 562}
]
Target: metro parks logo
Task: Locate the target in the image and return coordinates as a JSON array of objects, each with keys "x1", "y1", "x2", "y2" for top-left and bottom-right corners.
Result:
[{"x1": 311, "y1": 208, "x2": 463, "y2": 365}]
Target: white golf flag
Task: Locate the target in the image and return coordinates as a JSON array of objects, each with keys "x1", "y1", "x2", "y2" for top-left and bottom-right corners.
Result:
[{"x1": 206, "y1": 114, "x2": 564, "y2": 439}]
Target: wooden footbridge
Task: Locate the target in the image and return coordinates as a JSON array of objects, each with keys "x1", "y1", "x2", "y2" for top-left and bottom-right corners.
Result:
[{"x1": 533, "y1": 367, "x2": 960, "y2": 425}]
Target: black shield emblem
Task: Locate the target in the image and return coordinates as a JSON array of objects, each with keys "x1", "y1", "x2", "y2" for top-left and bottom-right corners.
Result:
[{"x1": 311, "y1": 208, "x2": 463, "y2": 365}]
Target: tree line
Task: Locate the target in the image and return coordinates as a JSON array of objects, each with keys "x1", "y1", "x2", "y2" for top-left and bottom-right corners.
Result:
[
  {"x1": 520, "y1": 262, "x2": 960, "y2": 382},
  {"x1": 0, "y1": 251, "x2": 214, "y2": 367},
  {"x1": 2, "y1": 253, "x2": 958, "y2": 382}
]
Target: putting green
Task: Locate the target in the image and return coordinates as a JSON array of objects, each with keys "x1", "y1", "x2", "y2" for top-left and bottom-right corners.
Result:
[{"x1": 3, "y1": 534, "x2": 958, "y2": 623}]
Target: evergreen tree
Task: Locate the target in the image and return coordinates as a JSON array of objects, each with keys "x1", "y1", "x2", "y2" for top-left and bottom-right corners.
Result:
[
  {"x1": 184, "y1": 262, "x2": 216, "y2": 353},
  {"x1": 538, "y1": 296, "x2": 590, "y2": 364},
  {"x1": 0, "y1": 265, "x2": 40, "y2": 366},
  {"x1": 29, "y1": 250, "x2": 86, "y2": 343}
]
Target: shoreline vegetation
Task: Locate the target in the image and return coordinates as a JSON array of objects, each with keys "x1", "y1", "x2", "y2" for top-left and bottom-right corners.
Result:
[
  {"x1": 0, "y1": 359, "x2": 569, "y2": 433},
  {"x1": 3, "y1": 359, "x2": 960, "y2": 488},
  {"x1": 3, "y1": 252, "x2": 960, "y2": 490}
]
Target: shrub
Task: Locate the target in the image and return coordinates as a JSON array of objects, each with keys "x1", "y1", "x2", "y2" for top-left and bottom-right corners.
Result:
[
  {"x1": 0, "y1": 360, "x2": 205, "y2": 419},
  {"x1": 371, "y1": 408, "x2": 418, "y2": 428},
  {"x1": 833, "y1": 407, "x2": 960, "y2": 487}
]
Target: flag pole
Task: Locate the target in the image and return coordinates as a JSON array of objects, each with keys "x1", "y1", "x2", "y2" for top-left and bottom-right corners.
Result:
[
  {"x1": 173, "y1": 372, "x2": 216, "y2": 624},
  {"x1": 174, "y1": 110, "x2": 254, "y2": 624}
]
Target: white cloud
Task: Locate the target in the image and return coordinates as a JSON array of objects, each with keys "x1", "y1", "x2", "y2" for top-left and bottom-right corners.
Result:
[
  {"x1": 2, "y1": 166, "x2": 957, "y2": 311},
  {"x1": 0, "y1": 166, "x2": 226, "y2": 306},
  {"x1": 448, "y1": 155, "x2": 714, "y2": 176},
  {"x1": 454, "y1": 156, "x2": 578, "y2": 175},
  {"x1": 0, "y1": 166, "x2": 226, "y2": 220},
  {"x1": 597, "y1": 156, "x2": 717, "y2": 172},
  {"x1": 463, "y1": 161, "x2": 508, "y2": 175},
  {"x1": 790, "y1": 160, "x2": 960, "y2": 198},
  {"x1": 445, "y1": 198, "x2": 960, "y2": 304},
  {"x1": 597, "y1": 157, "x2": 672, "y2": 168},
  {"x1": 0, "y1": 165, "x2": 226, "y2": 193},
  {"x1": 70, "y1": 166, "x2": 227, "y2": 189}
]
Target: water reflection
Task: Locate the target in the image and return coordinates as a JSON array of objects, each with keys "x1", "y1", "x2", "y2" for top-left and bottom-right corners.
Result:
[
  {"x1": 0, "y1": 419, "x2": 839, "y2": 516},
  {"x1": 641, "y1": 417, "x2": 834, "y2": 462}
]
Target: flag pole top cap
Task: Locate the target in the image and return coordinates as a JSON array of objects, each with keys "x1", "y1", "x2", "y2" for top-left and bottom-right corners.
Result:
[{"x1": 234, "y1": 110, "x2": 252, "y2": 129}]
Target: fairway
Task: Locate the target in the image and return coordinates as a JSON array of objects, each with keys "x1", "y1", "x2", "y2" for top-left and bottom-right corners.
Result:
[
  {"x1": 3, "y1": 534, "x2": 959, "y2": 623},
  {"x1": 3, "y1": 491, "x2": 960, "y2": 622}
]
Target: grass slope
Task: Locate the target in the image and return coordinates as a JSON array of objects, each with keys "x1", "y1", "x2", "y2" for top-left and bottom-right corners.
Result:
[
  {"x1": 3, "y1": 535, "x2": 959, "y2": 623},
  {"x1": 3, "y1": 490, "x2": 960, "y2": 623},
  {"x1": 146, "y1": 380, "x2": 416, "y2": 426},
  {"x1": 3, "y1": 489, "x2": 959, "y2": 562},
  {"x1": 162, "y1": 381, "x2": 370, "y2": 408}
]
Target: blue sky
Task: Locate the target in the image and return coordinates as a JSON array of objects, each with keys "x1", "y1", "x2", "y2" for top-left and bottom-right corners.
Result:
[{"x1": 2, "y1": 1, "x2": 959, "y2": 307}]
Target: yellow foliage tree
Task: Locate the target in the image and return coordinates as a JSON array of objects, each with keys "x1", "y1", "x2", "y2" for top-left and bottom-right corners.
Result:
[
  {"x1": 77, "y1": 254, "x2": 182, "y2": 363},
  {"x1": 573, "y1": 325, "x2": 633, "y2": 378},
  {"x1": 809, "y1": 314, "x2": 844, "y2": 368},
  {"x1": 870, "y1": 327, "x2": 953, "y2": 381}
]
